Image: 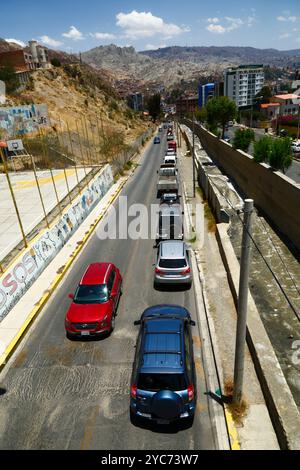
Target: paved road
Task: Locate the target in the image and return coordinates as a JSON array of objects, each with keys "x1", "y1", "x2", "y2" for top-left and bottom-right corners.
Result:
[
  {"x1": 0, "y1": 131, "x2": 217, "y2": 450},
  {"x1": 226, "y1": 126, "x2": 300, "y2": 184}
]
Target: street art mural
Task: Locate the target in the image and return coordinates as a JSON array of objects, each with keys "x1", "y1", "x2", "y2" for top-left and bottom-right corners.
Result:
[
  {"x1": 0, "y1": 164, "x2": 114, "y2": 319},
  {"x1": 0, "y1": 104, "x2": 49, "y2": 137}
]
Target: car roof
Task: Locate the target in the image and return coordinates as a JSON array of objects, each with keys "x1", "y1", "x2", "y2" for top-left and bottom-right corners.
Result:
[
  {"x1": 141, "y1": 304, "x2": 190, "y2": 319},
  {"x1": 80, "y1": 263, "x2": 112, "y2": 285},
  {"x1": 140, "y1": 318, "x2": 183, "y2": 373},
  {"x1": 160, "y1": 240, "x2": 185, "y2": 259},
  {"x1": 159, "y1": 204, "x2": 182, "y2": 215}
]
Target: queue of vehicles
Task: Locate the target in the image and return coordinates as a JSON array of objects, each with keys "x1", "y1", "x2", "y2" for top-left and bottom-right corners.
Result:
[{"x1": 64, "y1": 122, "x2": 197, "y2": 426}]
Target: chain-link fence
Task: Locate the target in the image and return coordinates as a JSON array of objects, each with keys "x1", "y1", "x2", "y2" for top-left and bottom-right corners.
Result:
[{"x1": 0, "y1": 118, "x2": 153, "y2": 272}]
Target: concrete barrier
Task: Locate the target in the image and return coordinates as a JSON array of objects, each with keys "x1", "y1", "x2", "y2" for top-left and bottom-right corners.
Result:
[
  {"x1": 0, "y1": 164, "x2": 113, "y2": 320},
  {"x1": 182, "y1": 119, "x2": 300, "y2": 253},
  {"x1": 216, "y1": 222, "x2": 300, "y2": 450}
]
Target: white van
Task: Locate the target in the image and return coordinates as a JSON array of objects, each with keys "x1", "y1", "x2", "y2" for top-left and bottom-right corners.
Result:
[{"x1": 164, "y1": 155, "x2": 176, "y2": 166}]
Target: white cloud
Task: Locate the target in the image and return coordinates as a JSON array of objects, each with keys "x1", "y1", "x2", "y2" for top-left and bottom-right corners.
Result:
[
  {"x1": 279, "y1": 33, "x2": 292, "y2": 39},
  {"x1": 5, "y1": 38, "x2": 26, "y2": 47},
  {"x1": 207, "y1": 18, "x2": 220, "y2": 24},
  {"x1": 39, "y1": 35, "x2": 63, "y2": 47},
  {"x1": 62, "y1": 26, "x2": 84, "y2": 41},
  {"x1": 116, "y1": 10, "x2": 190, "y2": 39},
  {"x1": 144, "y1": 44, "x2": 167, "y2": 50},
  {"x1": 91, "y1": 32, "x2": 116, "y2": 40},
  {"x1": 206, "y1": 24, "x2": 226, "y2": 34},
  {"x1": 206, "y1": 16, "x2": 244, "y2": 34},
  {"x1": 277, "y1": 15, "x2": 297, "y2": 22}
]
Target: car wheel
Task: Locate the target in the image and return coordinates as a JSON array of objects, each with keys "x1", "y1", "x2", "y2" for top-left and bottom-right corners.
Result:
[{"x1": 110, "y1": 315, "x2": 116, "y2": 333}]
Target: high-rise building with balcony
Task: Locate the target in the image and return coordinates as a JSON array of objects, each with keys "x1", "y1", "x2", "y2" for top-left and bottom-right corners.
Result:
[{"x1": 224, "y1": 65, "x2": 264, "y2": 108}]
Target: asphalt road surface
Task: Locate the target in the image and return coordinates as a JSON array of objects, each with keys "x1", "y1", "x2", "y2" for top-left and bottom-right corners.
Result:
[{"x1": 0, "y1": 130, "x2": 217, "y2": 450}]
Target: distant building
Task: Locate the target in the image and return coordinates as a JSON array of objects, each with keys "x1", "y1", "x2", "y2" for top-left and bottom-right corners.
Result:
[
  {"x1": 198, "y1": 83, "x2": 215, "y2": 108},
  {"x1": 127, "y1": 92, "x2": 144, "y2": 111},
  {"x1": 176, "y1": 95, "x2": 198, "y2": 117},
  {"x1": 0, "y1": 41, "x2": 51, "y2": 87},
  {"x1": 224, "y1": 64, "x2": 264, "y2": 108},
  {"x1": 272, "y1": 94, "x2": 300, "y2": 116},
  {"x1": 260, "y1": 103, "x2": 280, "y2": 120}
]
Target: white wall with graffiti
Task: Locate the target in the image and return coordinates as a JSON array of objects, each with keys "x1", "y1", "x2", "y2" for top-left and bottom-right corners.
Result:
[
  {"x1": 0, "y1": 104, "x2": 49, "y2": 137},
  {"x1": 0, "y1": 164, "x2": 114, "y2": 320}
]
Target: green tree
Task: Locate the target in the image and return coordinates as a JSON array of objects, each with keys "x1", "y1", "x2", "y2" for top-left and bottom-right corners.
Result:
[
  {"x1": 232, "y1": 128, "x2": 255, "y2": 152},
  {"x1": 206, "y1": 96, "x2": 237, "y2": 138},
  {"x1": 0, "y1": 64, "x2": 18, "y2": 94},
  {"x1": 51, "y1": 58, "x2": 61, "y2": 67},
  {"x1": 195, "y1": 106, "x2": 207, "y2": 123},
  {"x1": 147, "y1": 94, "x2": 161, "y2": 122},
  {"x1": 253, "y1": 135, "x2": 272, "y2": 163},
  {"x1": 268, "y1": 137, "x2": 292, "y2": 173}
]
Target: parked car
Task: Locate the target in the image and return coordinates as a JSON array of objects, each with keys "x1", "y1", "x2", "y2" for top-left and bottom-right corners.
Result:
[
  {"x1": 164, "y1": 154, "x2": 176, "y2": 166},
  {"x1": 292, "y1": 140, "x2": 300, "y2": 153},
  {"x1": 65, "y1": 263, "x2": 122, "y2": 338},
  {"x1": 154, "y1": 240, "x2": 192, "y2": 288},
  {"x1": 130, "y1": 304, "x2": 196, "y2": 425},
  {"x1": 154, "y1": 136, "x2": 161, "y2": 144},
  {"x1": 160, "y1": 193, "x2": 180, "y2": 204}
]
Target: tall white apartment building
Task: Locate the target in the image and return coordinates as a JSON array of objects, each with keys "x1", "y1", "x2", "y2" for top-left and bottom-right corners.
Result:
[{"x1": 224, "y1": 65, "x2": 265, "y2": 108}]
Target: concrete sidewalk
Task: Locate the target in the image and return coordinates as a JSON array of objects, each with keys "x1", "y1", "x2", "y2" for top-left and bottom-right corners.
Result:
[{"x1": 177, "y1": 130, "x2": 280, "y2": 450}]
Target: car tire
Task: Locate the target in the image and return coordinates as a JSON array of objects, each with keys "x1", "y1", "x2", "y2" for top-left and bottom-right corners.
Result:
[
  {"x1": 130, "y1": 408, "x2": 138, "y2": 426},
  {"x1": 110, "y1": 314, "x2": 116, "y2": 333}
]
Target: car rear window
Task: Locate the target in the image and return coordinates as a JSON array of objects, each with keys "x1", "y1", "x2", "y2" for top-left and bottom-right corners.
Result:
[
  {"x1": 159, "y1": 258, "x2": 187, "y2": 268},
  {"x1": 74, "y1": 284, "x2": 108, "y2": 304},
  {"x1": 137, "y1": 373, "x2": 187, "y2": 392}
]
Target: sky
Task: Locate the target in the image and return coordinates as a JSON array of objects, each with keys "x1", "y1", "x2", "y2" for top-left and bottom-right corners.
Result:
[{"x1": 1, "y1": 0, "x2": 300, "y2": 53}]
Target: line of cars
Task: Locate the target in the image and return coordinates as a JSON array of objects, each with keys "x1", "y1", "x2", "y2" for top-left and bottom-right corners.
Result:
[{"x1": 64, "y1": 122, "x2": 197, "y2": 426}]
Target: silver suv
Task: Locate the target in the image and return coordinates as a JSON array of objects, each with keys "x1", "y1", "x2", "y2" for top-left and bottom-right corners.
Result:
[{"x1": 154, "y1": 240, "x2": 192, "y2": 288}]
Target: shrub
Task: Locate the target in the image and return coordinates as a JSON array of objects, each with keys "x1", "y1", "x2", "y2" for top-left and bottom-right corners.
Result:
[
  {"x1": 253, "y1": 136, "x2": 272, "y2": 163},
  {"x1": 232, "y1": 128, "x2": 255, "y2": 152}
]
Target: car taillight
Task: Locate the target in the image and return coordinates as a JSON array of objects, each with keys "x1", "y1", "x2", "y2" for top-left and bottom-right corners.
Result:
[
  {"x1": 181, "y1": 267, "x2": 191, "y2": 274},
  {"x1": 131, "y1": 384, "x2": 137, "y2": 399},
  {"x1": 187, "y1": 384, "x2": 194, "y2": 401},
  {"x1": 155, "y1": 267, "x2": 162, "y2": 274}
]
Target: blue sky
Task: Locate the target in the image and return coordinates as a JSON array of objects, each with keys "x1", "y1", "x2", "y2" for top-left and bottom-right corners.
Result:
[{"x1": 2, "y1": 0, "x2": 300, "y2": 53}]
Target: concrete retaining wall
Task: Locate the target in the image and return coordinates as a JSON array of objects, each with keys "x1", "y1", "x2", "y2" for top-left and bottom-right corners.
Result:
[
  {"x1": 0, "y1": 164, "x2": 114, "y2": 320},
  {"x1": 216, "y1": 223, "x2": 300, "y2": 450},
  {"x1": 182, "y1": 119, "x2": 300, "y2": 252}
]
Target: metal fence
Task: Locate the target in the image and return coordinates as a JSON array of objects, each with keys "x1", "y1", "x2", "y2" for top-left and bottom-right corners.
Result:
[{"x1": 0, "y1": 118, "x2": 153, "y2": 272}]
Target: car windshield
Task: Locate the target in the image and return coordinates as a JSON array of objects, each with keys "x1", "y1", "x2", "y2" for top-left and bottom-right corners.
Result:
[
  {"x1": 137, "y1": 373, "x2": 187, "y2": 392},
  {"x1": 159, "y1": 258, "x2": 187, "y2": 268},
  {"x1": 73, "y1": 284, "x2": 108, "y2": 304}
]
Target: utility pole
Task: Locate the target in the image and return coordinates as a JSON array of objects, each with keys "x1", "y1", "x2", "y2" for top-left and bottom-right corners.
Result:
[
  {"x1": 233, "y1": 199, "x2": 254, "y2": 405},
  {"x1": 192, "y1": 111, "x2": 196, "y2": 197}
]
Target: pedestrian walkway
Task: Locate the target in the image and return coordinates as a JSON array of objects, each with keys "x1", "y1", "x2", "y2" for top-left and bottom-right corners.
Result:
[{"x1": 177, "y1": 129, "x2": 279, "y2": 450}]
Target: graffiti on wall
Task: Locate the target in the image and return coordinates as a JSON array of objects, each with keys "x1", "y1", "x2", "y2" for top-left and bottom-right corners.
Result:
[
  {"x1": 0, "y1": 104, "x2": 49, "y2": 137},
  {"x1": 0, "y1": 164, "x2": 114, "y2": 320}
]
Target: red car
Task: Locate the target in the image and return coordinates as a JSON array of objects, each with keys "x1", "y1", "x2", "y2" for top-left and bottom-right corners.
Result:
[{"x1": 65, "y1": 263, "x2": 122, "y2": 338}]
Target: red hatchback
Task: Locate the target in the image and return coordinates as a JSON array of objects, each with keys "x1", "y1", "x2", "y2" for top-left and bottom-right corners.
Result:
[{"x1": 65, "y1": 263, "x2": 122, "y2": 338}]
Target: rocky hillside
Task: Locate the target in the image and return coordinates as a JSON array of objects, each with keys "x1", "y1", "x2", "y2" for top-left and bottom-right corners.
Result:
[
  {"x1": 0, "y1": 38, "x2": 23, "y2": 53},
  {"x1": 81, "y1": 44, "x2": 300, "y2": 88},
  {"x1": 7, "y1": 63, "x2": 149, "y2": 160}
]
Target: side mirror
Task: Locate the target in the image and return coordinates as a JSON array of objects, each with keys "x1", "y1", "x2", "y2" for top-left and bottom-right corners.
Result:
[
  {"x1": 190, "y1": 320, "x2": 196, "y2": 326},
  {"x1": 134, "y1": 320, "x2": 141, "y2": 326},
  {"x1": 68, "y1": 293, "x2": 74, "y2": 300}
]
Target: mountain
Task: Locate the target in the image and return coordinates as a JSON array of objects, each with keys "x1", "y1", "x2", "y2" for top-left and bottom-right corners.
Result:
[
  {"x1": 140, "y1": 45, "x2": 300, "y2": 63},
  {"x1": 0, "y1": 38, "x2": 23, "y2": 53},
  {"x1": 81, "y1": 44, "x2": 300, "y2": 88}
]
